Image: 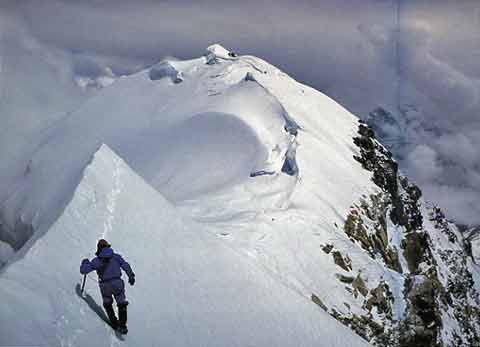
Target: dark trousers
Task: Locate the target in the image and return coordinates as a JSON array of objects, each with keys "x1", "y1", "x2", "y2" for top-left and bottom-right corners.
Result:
[{"x1": 99, "y1": 278, "x2": 127, "y2": 306}]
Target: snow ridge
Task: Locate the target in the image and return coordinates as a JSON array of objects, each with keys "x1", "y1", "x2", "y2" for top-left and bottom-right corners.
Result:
[
  {"x1": 102, "y1": 146, "x2": 123, "y2": 239},
  {"x1": 0, "y1": 144, "x2": 369, "y2": 347}
]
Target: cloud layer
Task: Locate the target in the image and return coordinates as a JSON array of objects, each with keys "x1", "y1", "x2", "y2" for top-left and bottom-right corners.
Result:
[{"x1": 398, "y1": 1, "x2": 480, "y2": 225}]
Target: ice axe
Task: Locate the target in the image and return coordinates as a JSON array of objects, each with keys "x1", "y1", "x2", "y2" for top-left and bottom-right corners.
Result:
[
  {"x1": 80, "y1": 254, "x2": 89, "y2": 294},
  {"x1": 80, "y1": 274, "x2": 87, "y2": 294}
]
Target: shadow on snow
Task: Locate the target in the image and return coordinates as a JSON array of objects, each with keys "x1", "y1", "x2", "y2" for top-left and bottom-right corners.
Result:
[{"x1": 75, "y1": 283, "x2": 125, "y2": 341}]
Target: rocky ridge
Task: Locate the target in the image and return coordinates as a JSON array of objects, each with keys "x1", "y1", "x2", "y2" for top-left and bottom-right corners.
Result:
[{"x1": 313, "y1": 120, "x2": 480, "y2": 346}]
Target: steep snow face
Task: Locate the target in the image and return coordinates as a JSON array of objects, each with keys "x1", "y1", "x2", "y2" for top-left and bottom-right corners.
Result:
[
  {"x1": 0, "y1": 144, "x2": 369, "y2": 347},
  {"x1": 0, "y1": 44, "x2": 368, "y2": 249},
  {"x1": 0, "y1": 14, "x2": 88, "y2": 202}
]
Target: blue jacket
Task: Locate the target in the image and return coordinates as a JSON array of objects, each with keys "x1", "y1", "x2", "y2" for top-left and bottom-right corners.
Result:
[{"x1": 80, "y1": 247, "x2": 135, "y2": 282}]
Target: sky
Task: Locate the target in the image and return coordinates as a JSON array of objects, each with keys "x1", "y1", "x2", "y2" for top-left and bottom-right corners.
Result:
[{"x1": 1, "y1": 0, "x2": 479, "y2": 226}]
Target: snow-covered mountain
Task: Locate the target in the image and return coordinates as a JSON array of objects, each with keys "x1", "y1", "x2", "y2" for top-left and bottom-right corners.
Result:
[
  {"x1": 1, "y1": 44, "x2": 479, "y2": 346},
  {"x1": 1, "y1": 144, "x2": 369, "y2": 346}
]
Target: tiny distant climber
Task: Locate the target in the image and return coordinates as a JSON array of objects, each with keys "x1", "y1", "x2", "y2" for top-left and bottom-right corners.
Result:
[{"x1": 80, "y1": 239, "x2": 135, "y2": 334}]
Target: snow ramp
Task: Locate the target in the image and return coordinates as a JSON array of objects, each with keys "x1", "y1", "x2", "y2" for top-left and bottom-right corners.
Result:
[{"x1": 0, "y1": 144, "x2": 369, "y2": 347}]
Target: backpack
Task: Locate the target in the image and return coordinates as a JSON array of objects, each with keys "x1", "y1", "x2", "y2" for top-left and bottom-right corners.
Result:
[{"x1": 97, "y1": 257, "x2": 111, "y2": 281}]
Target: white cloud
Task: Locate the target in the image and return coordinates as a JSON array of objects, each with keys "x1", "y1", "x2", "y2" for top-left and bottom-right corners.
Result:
[
  {"x1": 405, "y1": 145, "x2": 442, "y2": 182},
  {"x1": 397, "y1": 1, "x2": 480, "y2": 224}
]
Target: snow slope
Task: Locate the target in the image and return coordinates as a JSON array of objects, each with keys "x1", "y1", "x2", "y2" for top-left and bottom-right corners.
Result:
[
  {"x1": 1, "y1": 44, "x2": 479, "y2": 346},
  {"x1": 0, "y1": 144, "x2": 369, "y2": 347},
  {"x1": 0, "y1": 44, "x2": 370, "y2": 250}
]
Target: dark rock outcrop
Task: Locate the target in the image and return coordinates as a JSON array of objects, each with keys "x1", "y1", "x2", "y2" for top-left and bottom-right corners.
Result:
[{"x1": 319, "y1": 120, "x2": 480, "y2": 346}]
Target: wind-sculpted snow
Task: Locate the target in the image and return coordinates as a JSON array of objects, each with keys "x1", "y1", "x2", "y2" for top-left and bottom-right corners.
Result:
[
  {"x1": 0, "y1": 145, "x2": 369, "y2": 347},
  {"x1": 143, "y1": 111, "x2": 267, "y2": 200},
  {"x1": 149, "y1": 60, "x2": 184, "y2": 83},
  {"x1": 0, "y1": 49, "x2": 303, "y2": 249}
]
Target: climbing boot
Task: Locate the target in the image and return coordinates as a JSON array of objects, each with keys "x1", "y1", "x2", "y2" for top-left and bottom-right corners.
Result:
[
  {"x1": 118, "y1": 302, "x2": 128, "y2": 334},
  {"x1": 103, "y1": 303, "x2": 118, "y2": 330}
]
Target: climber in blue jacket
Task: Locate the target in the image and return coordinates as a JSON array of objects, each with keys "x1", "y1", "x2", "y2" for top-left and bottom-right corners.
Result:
[{"x1": 80, "y1": 239, "x2": 135, "y2": 334}]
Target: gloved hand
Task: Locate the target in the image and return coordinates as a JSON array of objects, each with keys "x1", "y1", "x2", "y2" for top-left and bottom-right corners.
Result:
[
  {"x1": 128, "y1": 277, "x2": 135, "y2": 286},
  {"x1": 81, "y1": 258, "x2": 89, "y2": 264}
]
